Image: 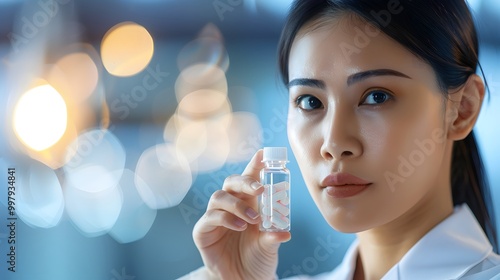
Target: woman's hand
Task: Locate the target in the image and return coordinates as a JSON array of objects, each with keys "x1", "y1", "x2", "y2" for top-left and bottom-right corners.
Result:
[{"x1": 193, "y1": 150, "x2": 291, "y2": 280}]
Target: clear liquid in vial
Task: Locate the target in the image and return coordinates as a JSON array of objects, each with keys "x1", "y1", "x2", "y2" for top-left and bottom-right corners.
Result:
[{"x1": 259, "y1": 167, "x2": 290, "y2": 232}]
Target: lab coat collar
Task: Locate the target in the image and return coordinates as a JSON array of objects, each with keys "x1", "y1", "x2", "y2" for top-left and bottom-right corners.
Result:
[{"x1": 336, "y1": 204, "x2": 493, "y2": 280}]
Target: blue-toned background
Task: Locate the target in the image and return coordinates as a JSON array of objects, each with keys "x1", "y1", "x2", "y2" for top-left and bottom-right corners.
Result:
[{"x1": 0, "y1": 1, "x2": 499, "y2": 279}]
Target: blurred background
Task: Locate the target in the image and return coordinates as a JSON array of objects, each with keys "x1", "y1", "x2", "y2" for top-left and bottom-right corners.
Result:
[{"x1": 0, "y1": 0, "x2": 499, "y2": 279}]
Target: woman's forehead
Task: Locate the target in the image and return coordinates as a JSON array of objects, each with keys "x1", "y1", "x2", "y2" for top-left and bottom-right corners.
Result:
[{"x1": 288, "y1": 15, "x2": 438, "y2": 89}]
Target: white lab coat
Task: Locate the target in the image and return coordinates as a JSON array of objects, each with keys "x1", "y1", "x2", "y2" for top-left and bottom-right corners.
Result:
[
  {"x1": 285, "y1": 204, "x2": 500, "y2": 280},
  {"x1": 180, "y1": 204, "x2": 500, "y2": 279}
]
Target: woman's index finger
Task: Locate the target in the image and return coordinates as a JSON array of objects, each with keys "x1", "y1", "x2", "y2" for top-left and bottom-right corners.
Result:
[{"x1": 241, "y1": 149, "x2": 265, "y2": 179}]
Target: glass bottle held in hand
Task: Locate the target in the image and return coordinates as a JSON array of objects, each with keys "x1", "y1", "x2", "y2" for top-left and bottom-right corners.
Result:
[{"x1": 259, "y1": 147, "x2": 290, "y2": 232}]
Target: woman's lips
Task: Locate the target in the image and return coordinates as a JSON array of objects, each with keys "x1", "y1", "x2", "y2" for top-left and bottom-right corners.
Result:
[
  {"x1": 321, "y1": 173, "x2": 372, "y2": 198},
  {"x1": 324, "y1": 185, "x2": 370, "y2": 198}
]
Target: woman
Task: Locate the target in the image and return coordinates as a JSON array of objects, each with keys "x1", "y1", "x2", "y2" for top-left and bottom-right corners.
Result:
[{"x1": 182, "y1": 0, "x2": 500, "y2": 279}]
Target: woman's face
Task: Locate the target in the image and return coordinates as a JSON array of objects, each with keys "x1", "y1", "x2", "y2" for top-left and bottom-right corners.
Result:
[{"x1": 287, "y1": 16, "x2": 453, "y2": 232}]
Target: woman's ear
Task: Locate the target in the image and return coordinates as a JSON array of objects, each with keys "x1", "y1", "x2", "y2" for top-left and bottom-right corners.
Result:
[{"x1": 446, "y1": 74, "x2": 485, "y2": 141}]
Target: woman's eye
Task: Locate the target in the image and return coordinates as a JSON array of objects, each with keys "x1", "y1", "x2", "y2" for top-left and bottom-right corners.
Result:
[
  {"x1": 296, "y1": 95, "x2": 323, "y2": 111},
  {"x1": 361, "y1": 90, "x2": 392, "y2": 105}
]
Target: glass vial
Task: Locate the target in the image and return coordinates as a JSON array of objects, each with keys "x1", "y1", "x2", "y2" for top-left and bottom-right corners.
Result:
[{"x1": 259, "y1": 147, "x2": 290, "y2": 232}]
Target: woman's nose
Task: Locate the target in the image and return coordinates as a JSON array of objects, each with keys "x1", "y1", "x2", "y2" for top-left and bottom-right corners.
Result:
[{"x1": 320, "y1": 109, "x2": 363, "y2": 161}]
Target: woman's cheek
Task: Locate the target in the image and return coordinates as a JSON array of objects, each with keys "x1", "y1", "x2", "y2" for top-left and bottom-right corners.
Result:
[
  {"x1": 287, "y1": 112, "x2": 300, "y2": 155},
  {"x1": 377, "y1": 123, "x2": 445, "y2": 195},
  {"x1": 287, "y1": 115, "x2": 320, "y2": 186},
  {"x1": 287, "y1": 112, "x2": 310, "y2": 154}
]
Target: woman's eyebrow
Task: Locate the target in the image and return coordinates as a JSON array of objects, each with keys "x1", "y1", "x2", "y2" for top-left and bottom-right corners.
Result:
[
  {"x1": 287, "y1": 78, "x2": 326, "y2": 89},
  {"x1": 287, "y1": 69, "x2": 411, "y2": 89},
  {"x1": 347, "y1": 69, "x2": 412, "y2": 86}
]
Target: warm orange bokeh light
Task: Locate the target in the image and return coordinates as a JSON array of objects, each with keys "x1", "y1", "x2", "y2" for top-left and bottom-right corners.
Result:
[
  {"x1": 48, "y1": 52, "x2": 99, "y2": 103},
  {"x1": 13, "y1": 84, "x2": 68, "y2": 151},
  {"x1": 101, "y1": 22, "x2": 154, "y2": 77}
]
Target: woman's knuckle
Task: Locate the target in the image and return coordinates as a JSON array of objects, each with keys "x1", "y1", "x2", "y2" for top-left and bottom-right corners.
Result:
[
  {"x1": 211, "y1": 189, "x2": 226, "y2": 200},
  {"x1": 207, "y1": 190, "x2": 225, "y2": 208},
  {"x1": 222, "y1": 174, "x2": 239, "y2": 187},
  {"x1": 204, "y1": 208, "x2": 216, "y2": 217},
  {"x1": 231, "y1": 199, "x2": 244, "y2": 211}
]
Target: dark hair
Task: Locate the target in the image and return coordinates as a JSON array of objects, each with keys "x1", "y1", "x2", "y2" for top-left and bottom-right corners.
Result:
[{"x1": 278, "y1": 0, "x2": 497, "y2": 252}]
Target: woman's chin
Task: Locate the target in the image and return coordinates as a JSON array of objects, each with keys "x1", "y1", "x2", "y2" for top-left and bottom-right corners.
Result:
[
  {"x1": 320, "y1": 207, "x2": 378, "y2": 233},
  {"x1": 327, "y1": 221, "x2": 367, "y2": 234}
]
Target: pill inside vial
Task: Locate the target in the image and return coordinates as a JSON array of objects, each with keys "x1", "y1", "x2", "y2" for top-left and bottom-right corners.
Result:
[
  {"x1": 280, "y1": 196, "x2": 290, "y2": 205},
  {"x1": 262, "y1": 206, "x2": 272, "y2": 216},
  {"x1": 273, "y1": 201, "x2": 289, "y2": 216},
  {"x1": 272, "y1": 181, "x2": 289, "y2": 193},
  {"x1": 271, "y1": 212, "x2": 289, "y2": 230},
  {"x1": 273, "y1": 190, "x2": 287, "y2": 201},
  {"x1": 263, "y1": 218, "x2": 272, "y2": 229}
]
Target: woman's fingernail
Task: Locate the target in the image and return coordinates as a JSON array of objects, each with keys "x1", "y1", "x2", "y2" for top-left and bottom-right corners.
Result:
[
  {"x1": 251, "y1": 182, "x2": 262, "y2": 190},
  {"x1": 235, "y1": 218, "x2": 247, "y2": 228},
  {"x1": 246, "y1": 208, "x2": 259, "y2": 219}
]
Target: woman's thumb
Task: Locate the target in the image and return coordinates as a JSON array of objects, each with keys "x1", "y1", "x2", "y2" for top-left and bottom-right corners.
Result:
[{"x1": 260, "y1": 232, "x2": 291, "y2": 253}]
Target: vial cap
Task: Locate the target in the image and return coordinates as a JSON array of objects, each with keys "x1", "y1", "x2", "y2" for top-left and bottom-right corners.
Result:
[{"x1": 262, "y1": 147, "x2": 288, "y2": 162}]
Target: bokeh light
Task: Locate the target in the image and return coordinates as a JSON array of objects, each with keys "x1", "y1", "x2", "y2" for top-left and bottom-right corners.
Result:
[
  {"x1": 20, "y1": 122, "x2": 79, "y2": 170},
  {"x1": 109, "y1": 169, "x2": 157, "y2": 243},
  {"x1": 64, "y1": 168, "x2": 123, "y2": 237},
  {"x1": 62, "y1": 128, "x2": 125, "y2": 238},
  {"x1": 48, "y1": 52, "x2": 99, "y2": 103},
  {"x1": 174, "y1": 118, "x2": 231, "y2": 172},
  {"x1": 101, "y1": 22, "x2": 154, "y2": 77},
  {"x1": 177, "y1": 89, "x2": 228, "y2": 118},
  {"x1": 226, "y1": 112, "x2": 262, "y2": 162},
  {"x1": 175, "y1": 63, "x2": 228, "y2": 103},
  {"x1": 177, "y1": 23, "x2": 229, "y2": 72},
  {"x1": 174, "y1": 120, "x2": 208, "y2": 162},
  {"x1": 163, "y1": 113, "x2": 189, "y2": 143},
  {"x1": 2, "y1": 8, "x2": 262, "y2": 249},
  {"x1": 13, "y1": 84, "x2": 68, "y2": 151},
  {"x1": 16, "y1": 161, "x2": 64, "y2": 228},
  {"x1": 163, "y1": 102, "x2": 231, "y2": 145},
  {"x1": 135, "y1": 143, "x2": 192, "y2": 209},
  {"x1": 64, "y1": 129, "x2": 126, "y2": 192}
]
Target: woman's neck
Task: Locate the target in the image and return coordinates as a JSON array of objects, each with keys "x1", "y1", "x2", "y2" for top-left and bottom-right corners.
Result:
[{"x1": 354, "y1": 181, "x2": 453, "y2": 280}]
